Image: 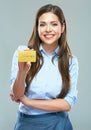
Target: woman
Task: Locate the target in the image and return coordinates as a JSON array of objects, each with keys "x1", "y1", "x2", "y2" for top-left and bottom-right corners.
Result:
[{"x1": 10, "y1": 4, "x2": 79, "y2": 130}]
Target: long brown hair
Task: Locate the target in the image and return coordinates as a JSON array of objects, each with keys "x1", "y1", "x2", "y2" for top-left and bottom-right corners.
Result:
[{"x1": 25, "y1": 4, "x2": 72, "y2": 98}]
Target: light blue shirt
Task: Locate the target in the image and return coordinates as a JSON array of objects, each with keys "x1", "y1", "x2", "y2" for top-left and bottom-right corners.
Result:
[{"x1": 10, "y1": 45, "x2": 79, "y2": 115}]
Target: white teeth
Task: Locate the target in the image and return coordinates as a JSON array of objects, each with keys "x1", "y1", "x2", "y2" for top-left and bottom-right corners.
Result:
[{"x1": 45, "y1": 35, "x2": 53, "y2": 38}]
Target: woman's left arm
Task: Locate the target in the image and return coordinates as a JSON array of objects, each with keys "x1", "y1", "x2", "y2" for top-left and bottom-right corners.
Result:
[{"x1": 20, "y1": 95, "x2": 71, "y2": 112}]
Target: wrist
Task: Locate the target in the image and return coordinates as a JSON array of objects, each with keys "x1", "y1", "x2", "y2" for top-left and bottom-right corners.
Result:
[{"x1": 18, "y1": 70, "x2": 27, "y2": 79}]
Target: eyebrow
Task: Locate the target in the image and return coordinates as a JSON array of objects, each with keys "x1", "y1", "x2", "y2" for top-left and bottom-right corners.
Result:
[{"x1": 39, "y1": 21, "x2": 58, "y2": 23}]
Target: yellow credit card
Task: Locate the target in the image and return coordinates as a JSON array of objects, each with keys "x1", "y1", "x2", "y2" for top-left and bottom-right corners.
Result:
[{"x1": 18, "y1": 50, "x2": 36, "y2": 62}]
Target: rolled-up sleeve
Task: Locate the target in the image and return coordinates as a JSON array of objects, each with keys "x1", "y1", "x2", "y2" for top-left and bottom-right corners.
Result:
[{"x1": 64, "y1": 56, "x2": 79, "y2": 108}]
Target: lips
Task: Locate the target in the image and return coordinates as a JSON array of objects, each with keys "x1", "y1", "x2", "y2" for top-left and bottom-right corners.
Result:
[{"x1": 44, "y1": 34, "x2": 55, "y2": 38}]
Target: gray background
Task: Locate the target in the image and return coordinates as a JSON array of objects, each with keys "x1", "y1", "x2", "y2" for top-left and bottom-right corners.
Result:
[{"x1": 0, "y1": 0, "x2": 90, "y2": 130}]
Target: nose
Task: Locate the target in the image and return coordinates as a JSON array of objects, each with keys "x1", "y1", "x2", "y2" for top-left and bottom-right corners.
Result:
[{"x1": 46, "y1": 25, "x2": 51, "y2": 32}]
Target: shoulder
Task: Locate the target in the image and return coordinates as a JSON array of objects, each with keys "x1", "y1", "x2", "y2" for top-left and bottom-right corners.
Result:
[
  {"x1": 69, "y1": 55, "x2": 79, "y2": 71},
  {"x1": 69, "y1": 55, "x2": 78, "y2": 65},
  {"x1": 12, "y1": 44, "x2": 28, "y2": 58},
  {"x1": 14, "y1": 45, "x2": 28, "y2": 54}
]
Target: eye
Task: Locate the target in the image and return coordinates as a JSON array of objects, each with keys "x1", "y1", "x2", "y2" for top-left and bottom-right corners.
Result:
[
  {"x1": 52, "y1": 23, "x2": 58, "y2": 26},
  {"x1": 39, "y1": 23, "x2": 45, "y2": 27}
]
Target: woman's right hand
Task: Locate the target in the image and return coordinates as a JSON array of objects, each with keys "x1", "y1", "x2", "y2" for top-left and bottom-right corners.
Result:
[{"x1": 18, "y1": 61, "x2": 31, "y2": 75}]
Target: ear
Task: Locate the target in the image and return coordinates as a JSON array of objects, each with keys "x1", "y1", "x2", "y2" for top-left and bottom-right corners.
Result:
[{"x1": 61, "y1": 24, "x2": 65, "y2": 33}]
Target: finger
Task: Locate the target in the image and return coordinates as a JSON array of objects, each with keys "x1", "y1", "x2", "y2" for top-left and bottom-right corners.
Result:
[
  {"x1": 27, "y1": 62, "x2": 31, "y2": 66},
  {"x1": 9, "y1": 93, "x2": 20, "y2": 103},
  {"x1": 10, "y1": 94, "x2": 15, "y2": 101},
  {"x1": 24, "y1": 48, "x2": 30, "y2": 51}
]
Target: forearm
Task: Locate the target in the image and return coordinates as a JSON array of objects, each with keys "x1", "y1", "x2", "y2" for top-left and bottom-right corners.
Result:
[
  {"x1": 12, "y1": 71, "x2": 26, "y2": 99},
  {"x1": 20, "y1": 96, "x2": 71, "y2": 112}
]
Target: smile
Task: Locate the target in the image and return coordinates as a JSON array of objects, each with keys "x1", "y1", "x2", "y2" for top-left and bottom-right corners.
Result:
[{"x1": 44, "y1": 34, "x2": 55, "y2": 38}]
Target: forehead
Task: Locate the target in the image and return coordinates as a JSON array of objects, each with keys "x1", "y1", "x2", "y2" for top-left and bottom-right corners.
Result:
[{"x1": 39, "y1": 12, "x2": 59, "y2": 22}]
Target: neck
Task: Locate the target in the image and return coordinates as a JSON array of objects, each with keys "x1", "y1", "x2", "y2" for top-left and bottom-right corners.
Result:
[{"x1": 42, "y1": 43, "x2": 58, "y2": 54}]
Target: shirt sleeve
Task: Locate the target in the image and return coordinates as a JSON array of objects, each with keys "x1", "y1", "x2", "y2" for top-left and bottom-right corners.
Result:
[
  {"x1": 10, "y1": 45, "x2": 27, "y2": 89},
  {"x1": 64, "y1": 56, "x2": 79, "y2": 108}
]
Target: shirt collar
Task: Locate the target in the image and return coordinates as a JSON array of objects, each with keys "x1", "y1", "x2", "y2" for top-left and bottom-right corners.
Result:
[{"x1": 39, "y1": 44, "x2": 60, "y2": 55}]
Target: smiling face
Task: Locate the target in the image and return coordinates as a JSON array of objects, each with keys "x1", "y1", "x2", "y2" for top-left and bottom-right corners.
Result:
[{"x1": 38, "y1": 12, "x2": 65, "y2": 51}]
